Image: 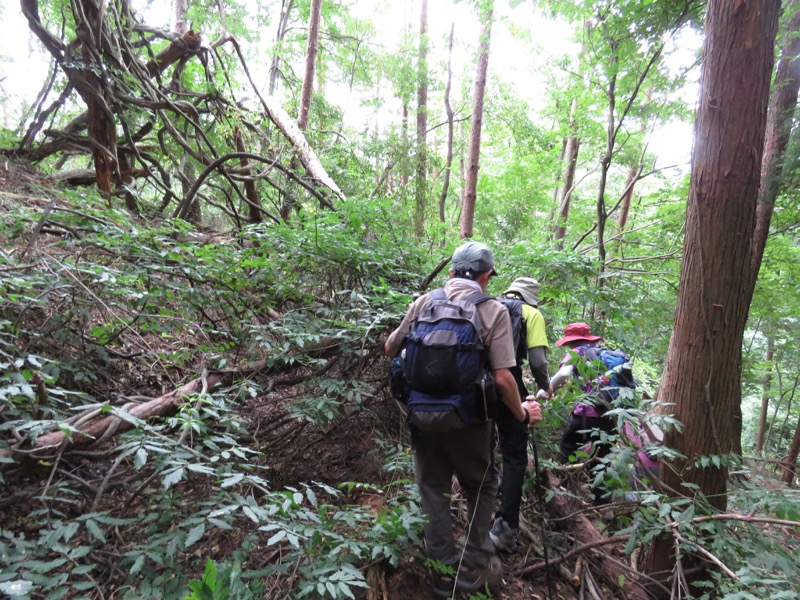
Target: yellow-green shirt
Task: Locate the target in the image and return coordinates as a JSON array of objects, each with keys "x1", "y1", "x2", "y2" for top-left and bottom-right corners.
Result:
[{"x1": 522, "y1": 304, "x2": 548, "y2": 349}]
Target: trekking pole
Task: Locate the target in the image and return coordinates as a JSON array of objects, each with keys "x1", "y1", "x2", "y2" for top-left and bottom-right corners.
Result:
[{"x1": 529, "y1": 426, "x2": 556, "y2": 600}]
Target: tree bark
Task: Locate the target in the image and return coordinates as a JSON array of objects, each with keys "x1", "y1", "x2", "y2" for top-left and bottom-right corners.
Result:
[
  {"x1": 173, "y1": 0, "x2": 189, "y2": 34},
  {"x1": 235, "y1": 127, "x2": 264, "y2": 223},
  {"x1": 414, "y1": 0, "x2": 429, "y2": 236},
  {"x1": 754, "y1": 335, "x2": 774, "y2": 457},
  {"x1": 749, "y1": 0, "x2": 800, "y2": 288},
  {"x1": 269, "y1": 0, "x2": 295, "y2": 95},
  {"x1": 460, "y1": 0, "x2": 494, "y2": 239},
  {"x1": 298, "y1": 0, "x2": 322, "y2": 132},
  {"x1": 780, "y1": 415, "x2": 800, "y2": 485},
  {"x1": 554, "y1": 98, "x2": 580, "y2": 249},
  {"x1": 647, "y1": 0, "x2": 780, "y2": 592},
  {"x1": 439, "y1": 23, "x2": 456, "y2": 225}
]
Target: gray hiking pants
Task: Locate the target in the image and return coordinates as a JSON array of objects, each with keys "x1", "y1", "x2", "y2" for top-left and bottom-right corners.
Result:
[{"x1": 411, "y1": 421, "x2": 497, "y2": 569}]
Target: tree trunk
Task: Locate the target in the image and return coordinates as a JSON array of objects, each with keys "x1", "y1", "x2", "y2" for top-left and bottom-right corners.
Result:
[
  {"x1": 269, "y1": 0, "x2": 295, "y2": 96},
  {"x1": 173, "y1": 0, "x2": 189, "y2": 34},
  {"x1": 616, "y1": 163, "x2": 638, "y2": 230},
  {"x1": 235, "y1": 127, "x2": 264, "y2": 223},
  {"x1": 754, "y1": 335, "x2": 774, "y2": 457},
  {"x1": 400, "y1": 103, "x2": 409, "y2": 188},
  {"x1": 298, "y1": 0, "x2": 322, "y2": 132},
  {"x1": 554, "y1": 99, "x2": 580, "y2": 249},
  {"x1": 439, "y1": 23, "x2": 456, "y2": 225},
  {"x1": 552, "y1": 25, "x2": 587, "y2": 248},
  {"x1": 414, "y1": 0, "x2": 429, "y2": 236},
  {"x1": 280, "y1": 0, "x2": 322, "y2": 221},
  {"x1": 460, "y1": 0, "x2": 494, "y2": 239},
  {"x1": 749, "y1": 0, "x2": 800, "y2": 288},
  {"x1": 741, "y1": 2, "x2": 800, "y2": 456},
  {"x1": 646, "y1": 0, "x2": 779, "y2": 593},
  {"x1": 780, "y1": 414, "x2": 800, "y2": 485}
]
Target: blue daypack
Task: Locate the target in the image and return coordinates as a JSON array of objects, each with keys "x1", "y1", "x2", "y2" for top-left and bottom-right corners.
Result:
[
  {"x1": 577, "y1": 346, "x2": 636, "y2": 404},
  {"x1": 402, "y1": 288, "x2": 496, "y2": 431}
]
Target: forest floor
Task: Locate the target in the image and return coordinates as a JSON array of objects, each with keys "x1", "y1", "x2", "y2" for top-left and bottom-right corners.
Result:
[
  {"x1": 1, "y1": 159, "x2": 610, "y2": 599},
  {"x1": 3, "y1": 160, "x2": 797, "y2": 599}
]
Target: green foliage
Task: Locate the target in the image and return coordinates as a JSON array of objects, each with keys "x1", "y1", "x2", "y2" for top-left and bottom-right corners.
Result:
[
  {"x1": 184, "y1": 558, "x2": 253, "y2": 600},
  {"x1": 3, "y1": 0, "x2": 800, "y2": 597},
  {"x1": 0, "y1": 189, "x2": 433, "y2": 597}
]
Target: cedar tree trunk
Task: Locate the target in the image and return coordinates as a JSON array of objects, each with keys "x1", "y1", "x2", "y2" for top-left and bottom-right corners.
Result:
[{"x1": 647, "y1": 0, "x2": 779, "y2": 593}]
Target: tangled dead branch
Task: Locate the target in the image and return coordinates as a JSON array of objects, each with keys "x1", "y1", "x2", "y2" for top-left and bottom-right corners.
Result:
[{"x1": 13, "y1": 0, "x2": 344, "y2": 227}]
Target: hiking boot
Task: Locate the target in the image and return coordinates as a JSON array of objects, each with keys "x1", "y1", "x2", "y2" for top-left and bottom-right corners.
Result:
[
  {"x1": 432, "y1": 556, "x2": 503, "y2": 598},
  {"x1": 489, "y1": 516, "x2": 517, "y2": 552}
]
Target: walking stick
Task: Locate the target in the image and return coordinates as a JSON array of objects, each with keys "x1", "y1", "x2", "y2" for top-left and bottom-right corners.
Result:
[{"x1": 530, "y1": 427, "x2": 556, "y2": 600}]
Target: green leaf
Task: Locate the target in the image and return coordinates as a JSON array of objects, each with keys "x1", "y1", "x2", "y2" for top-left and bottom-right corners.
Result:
[
  {"x1": 163, "y1": 467, "x2": 185, "y2": 489},
  {"x1": 266, "y1": 530, "x2": 286, "y2": 546},
  {"x1": 85, "y1": 519, "x2": 106, "y2": 543},
  {"x1": 134, "y1": 448, "x2": 148, "y2": 470},
  {"x1": 184, "y1": 522, "x2": 206, "y2": 548},
  {"x1": 129, "y1": 554, "x2": 145, "y2": 575},
  {"x1": 220, "y1": 473, "x2": 244, "y2": 488},
  {"x1": 0, "y1": 580, "x2": 35, "y2": 596}
]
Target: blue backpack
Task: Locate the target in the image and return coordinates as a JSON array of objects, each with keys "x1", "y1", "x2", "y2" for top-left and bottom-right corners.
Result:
[
  {"x1": 577, "y1": 346, "x2": 636, "y2": 405},
  {"x1": 402, "y1": 288, "x2": 496, "y2": 431}
]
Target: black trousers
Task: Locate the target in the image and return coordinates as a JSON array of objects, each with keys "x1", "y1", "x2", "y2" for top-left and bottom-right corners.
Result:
[{"x1": 493, "y1": 366, "x2": 529, "y2": 529}]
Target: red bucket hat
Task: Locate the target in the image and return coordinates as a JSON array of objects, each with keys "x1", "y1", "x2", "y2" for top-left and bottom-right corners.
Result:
[{"x1": 555, "y1": 322, "x2": 602, "y2": 347}]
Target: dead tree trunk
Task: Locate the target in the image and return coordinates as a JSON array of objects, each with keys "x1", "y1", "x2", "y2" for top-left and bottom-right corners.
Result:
[{"x1": 520, "y1": 472, "x2": 650, "y2": 599}]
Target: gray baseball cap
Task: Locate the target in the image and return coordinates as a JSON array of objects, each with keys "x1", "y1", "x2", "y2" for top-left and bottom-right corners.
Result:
[
  {"x1": 504, "y1": 277, "x2": 540, "y2": 306},
  {"x1": 451, "y1": 241, "x2": 498, "y2": 276}
]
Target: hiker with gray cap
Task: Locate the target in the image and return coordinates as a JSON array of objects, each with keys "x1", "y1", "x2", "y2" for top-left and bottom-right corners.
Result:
[
  {"x1": 490, "y1": 277, "x2": 552, "y2": 552},
  {"x1": 385, "y1": 241, "x2": 542, "y2": 598}
]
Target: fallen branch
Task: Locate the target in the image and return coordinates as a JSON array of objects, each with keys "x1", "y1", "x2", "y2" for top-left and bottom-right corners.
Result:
[
  {"x1": 6, "y1": 360, "x2": 267, "y2": 461},
  {"x1": 519, "y1": 471, "x2": 650, "y2": 600}
]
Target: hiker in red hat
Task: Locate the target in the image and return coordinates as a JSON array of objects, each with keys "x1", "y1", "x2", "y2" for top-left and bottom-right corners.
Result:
[{"x1": 550, "y1": 322, "x2": 635, "y2": 507}]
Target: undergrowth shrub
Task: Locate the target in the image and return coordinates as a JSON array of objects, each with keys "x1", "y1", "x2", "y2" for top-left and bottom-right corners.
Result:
[{"x1": 0, "y1": 192, "x2": 426, "y2": 597}]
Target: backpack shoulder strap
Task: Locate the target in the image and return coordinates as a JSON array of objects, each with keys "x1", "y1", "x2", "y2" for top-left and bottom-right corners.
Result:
[
  {"x1": 429, "y1": 287, "x2": 447, "y2": 301},
  {"x1": 579, "y1": 345, "x2": 601, "y2": 361},
  {"x1": 465, "y1": 291, "x2": 493, "y2": 306}
]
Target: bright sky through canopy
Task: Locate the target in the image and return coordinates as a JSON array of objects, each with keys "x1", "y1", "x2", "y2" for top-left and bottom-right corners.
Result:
[{"x1": 0, "y1": 0, "x2": 696, "y2": 168}]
